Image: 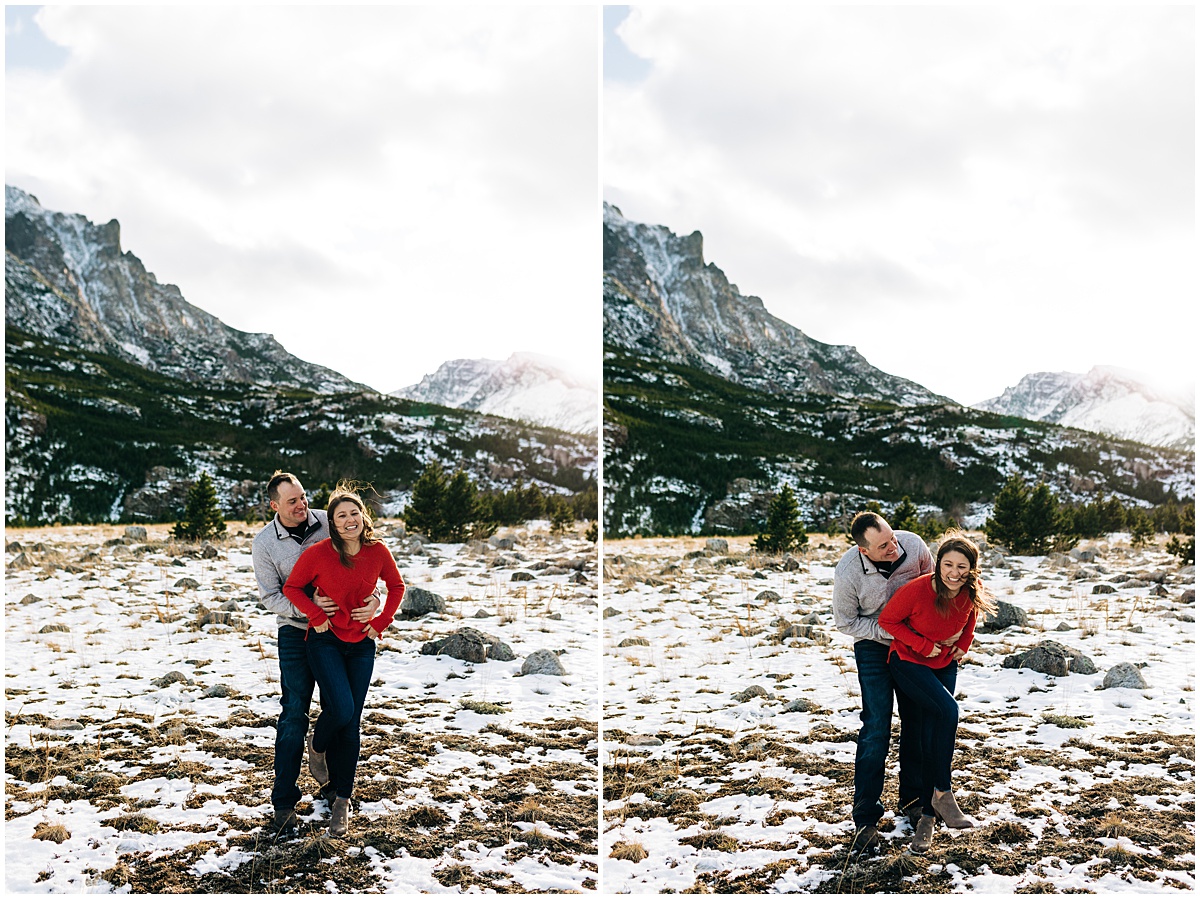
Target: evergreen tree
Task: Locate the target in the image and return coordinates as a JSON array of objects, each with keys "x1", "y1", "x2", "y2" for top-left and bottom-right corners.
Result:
[
  {"x1": 1166, "y1": 535, "x2": 1196, "y2": 565},
  {"x1": 1023, "y1": 482, "x2": 1061, "y2": 554},
  {"x1": 985, "y1": 475, "x2": 1029, "y2": 553},
  {"x1": 550, "y1": 498, "x2": 576, "y2": 535},
  {"x1": 1129, "y1": 508, "x2": 1155, "y2": 547},
  {"x1": 1099, "y1": 497, "x2": 1127, "y2": 534},
  {"x1": 404, "y1": 461, "x2": 447, "y2": 540},
  {"x1": 891, "y1": 496, "x2": 921, "y2": 533},
  {"x1": 753, "y1": 485, "x2": 808, "y2": 555},
  {"x1": 441, "y1": 469, "x2": 479, "y2": 543},
  {"x1": 172, "y1": 472, "x2": 226, "y2": 542}
]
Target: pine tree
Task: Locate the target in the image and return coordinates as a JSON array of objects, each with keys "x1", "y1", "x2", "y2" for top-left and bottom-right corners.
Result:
[
  {"x1": 753, "y1": 485, "x2": 808, "y2": 555},
  {"x1": 441, "y1": 469, "x2": 479, "y2": 543},
  {"x1": 1129, "y1": 508, "x2": 1155, "y2": 547},
  {"x1": 550, "y1": 498, "x2": 576, "y2": 535},
  {"x1": 891, "y1": 496, "x2": 921, "y2": 533},
  {"x1": 405, "y1": 461, "x2": 447, "y2": 540},
  {"x1": 1023, "y1": 482, "x2": 1061, "y2": 554},
  {"x1": 985, "y1": 475, "x2": 1029, "y2": 553},
  {"x1": 172, "y1": 472, "x2": 227, "y2": 542}
]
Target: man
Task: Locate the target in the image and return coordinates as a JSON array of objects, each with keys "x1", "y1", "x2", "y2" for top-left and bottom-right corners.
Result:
[
  {"x1": 831, "y1": 511, "x2": 934, "y2": 855},
  {"x1": 252, "y1": 471, "x2": 379, "y2": 836}
]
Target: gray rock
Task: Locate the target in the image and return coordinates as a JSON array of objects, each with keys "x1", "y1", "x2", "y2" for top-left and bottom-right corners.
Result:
[
  {"x1": 755, "y1": 590, "x2": 782, "y2": 604},
  {"x1": 199, "y1": 543, "x2": 220, "y2": 559},
  {"x1": 9, "y1": 552, "x2": 34, "y2": 570},
  {"x1": 1181, "y1": 589, "x2": 1196, "y2": 605},
  {"x1": 473, "y1": 609, "x2": 492, "y2": 618},
  {"x1": 603, "y1": 607, "x2": 621, "y2": 618},
  {"x1": 784, "y1": 698, "x2": 821, "y2": 713},
  {"x1": 174, "y1": 577, "x2": 201, "y2": 590},
  {"x1": 618, "y1": 637, "x2": 650, "y2": 648},
  {"x1": 1102, "y1": 662, "x2": 1148, "y2": 690},
  {"x1": 1070, "y1": 546, "x2": 1101, "y2": 562},
  {"x1": 511, "y1": 571, "x2": 536, "y2": 582},
  {"x1": 6, "y1": 541, "x2": 22, "y2": 553},
  {"x1": 420, "y1": 627, "x2": 515, "y2": 663},
  {"x1": 627, "y1": 734, "x2": 664, "y2": 747},
  {"x1": 779, "y1": 624, "x2": 831, "y2": 645},
  {"x1": 521, "y1": 648, "x2": 567, "y2": 676},
  {"x1": 1092, "y1": 584, "x2": 1117, "y2": 594},
  {"x1": 203, "y1": 684, "x2": 237, "y2": 698},
  {"x1": 401, "y1": 586, "x2": 447, "y2": 618},
  {"x1": 489, "y1": 536, "x2": 517, "y2": 550},
  {"x1": 705, "y1": 538, "x2": 729, "y2": 553},
  {"x1": 1054, "y1": 622, "x2": 1072, "y2": 631},
  {"x1": 39, "y1": 624, "x2": 70, "y2": 634},
  {"x1": 980, "y1": 600, "x2": 1030, "y2": 632},
  {"x1": 733, "y1": 685, "x2": 770, "y2": 702},
  {"x1": 20, "y1": 593, "x2": 40, "y2": 605},
  {"x1": 123, "y1": 526, "x2": 148, "y2": 541},
  {"x1": 152, "y1": 671, "x2": 194, "y2": 688},
  {"x1": 570, "y1": 572, "x2": 589, "y2": 584},
  {"x1": 46, "y1": 718, "x2": 84, "y2": 730},
  {"x1": 1002, "y1": 641, "x2": 1097, "y2": 677},
  {"x1": 197, "y1": 611, "x2": 248, "y2": 631}
]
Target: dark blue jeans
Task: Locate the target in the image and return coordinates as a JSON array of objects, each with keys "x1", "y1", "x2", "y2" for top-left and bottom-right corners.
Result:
[
  {"x1": 888, "y1": 657, "x2": 959, "y2": 817},
  {"x1": 273, "y1": 625, "x2": 316, "y2": 811},
  {"x1": 853, "y1": 640, "x2": 921, "y2": 827},
  {"x1": 306, "y1": 630, "x2": 376, "y2": 799}
]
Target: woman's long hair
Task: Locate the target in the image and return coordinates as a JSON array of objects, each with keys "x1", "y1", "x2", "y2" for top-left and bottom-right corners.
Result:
[
  {"x1": 932, "y1": 531, "x2": 997, "y2": 618},
  {"x1": 327, "y1": 485, "x2": 378, "y2": 568}
]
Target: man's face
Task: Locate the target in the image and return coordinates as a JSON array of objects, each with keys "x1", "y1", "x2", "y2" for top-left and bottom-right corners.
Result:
[
  {"x1": 859, "y1": 523, "x2": 901, "y2": 564},
  {"x1": 271, "y1": 480, "x2": 310, "y2": 528}
]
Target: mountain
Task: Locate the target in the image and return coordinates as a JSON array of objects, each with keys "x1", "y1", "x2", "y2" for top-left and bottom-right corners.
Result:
[
  {"x1": 5, "y1": 185, "x2": 364, "y2": 393},
  {"x1": 975, "y1": 367, "x2": 1195, "y2": 452},
  {"x1": 392, "y1": 352, "x2": 597, "y2": 435},
  {"x1": 3, "y1": 186, "x2": 596, "y2": 525},
  {"x1": 603, "y1": 202, "x2": 946, "y2": 405},
  {"x1": 602, "y1": 205, "x2": 1194, "y2": 537}
]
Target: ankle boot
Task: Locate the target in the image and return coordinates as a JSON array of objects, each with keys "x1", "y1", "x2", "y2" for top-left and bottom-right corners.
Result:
[
  {"x1": 911, "y1": 814, "x2": 935, "y2": 854},
  {"x1": 307, "y1": 733, "x2": 329, "y2": 787},
  {"x1": 931, "y1": 788, "x2": 974, "y2": 829},
  {"x1": 329, "y1": 796, "x2": 350, "y2": 837}
]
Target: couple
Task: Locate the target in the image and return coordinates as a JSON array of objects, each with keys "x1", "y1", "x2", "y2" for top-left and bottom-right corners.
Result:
[
  {"x1": 832, "y1": 512, "x2": 995, "y2": 855},
  {"x1": 252, "y1": 471, "x2": 406, "y2": 838}
]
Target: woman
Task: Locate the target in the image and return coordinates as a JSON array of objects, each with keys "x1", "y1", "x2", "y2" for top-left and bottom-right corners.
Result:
[
  {"x1": 878, "y1": 531, "x2": 995, "y2": 855},
  {"x1": 283, "y1": 486, "x2": 405, "y2": 837}
]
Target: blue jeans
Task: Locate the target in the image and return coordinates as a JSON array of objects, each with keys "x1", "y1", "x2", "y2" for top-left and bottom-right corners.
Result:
[
  {"x1": 306, "y1": 630, "x2": 376, "y2": 799},
  {"x1": 888, "y1": 658, "x2": 959, "y2": 816},
  {"x1": 853, "y1": 640, "x2": 920, "y2": 827},
  {"x1": 273, "y1": 625, "x2": 316, "y2": 811}
]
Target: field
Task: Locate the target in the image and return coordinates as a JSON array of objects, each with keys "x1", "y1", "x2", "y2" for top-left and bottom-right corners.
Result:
[
  {"x1": 601, "y1": 534, "x2": 1195, "y2": 894},
  {"x1": 4, "y1": 522, "x2": 599, "y2": 893}
]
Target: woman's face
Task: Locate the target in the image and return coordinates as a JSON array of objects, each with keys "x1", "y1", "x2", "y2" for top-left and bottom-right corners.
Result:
[
  {"x1": 331, "y1": 500, "x2": 364, "y2": 542},
  {"x1": 939, "y1": 550, "x2": 972, "y2": 592}
]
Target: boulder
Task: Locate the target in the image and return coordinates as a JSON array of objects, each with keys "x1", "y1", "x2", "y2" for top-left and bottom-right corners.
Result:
[
  {"x1": 123, "y1": 526, "x2": 148, "y2": 541},
  {"x1": 1101, "y1": 662, "x2": 1148, "y2": 690},
  {"x1": 1002, "y1": 641, "x2": 1097, "y2": 677},
  {"x1": 754, "y1": 590, "x2": 782, "y2": 604},
  {"x1": 732, "y1": 685, "x2": 770, "y2": 702},
  {"x1": 400, "y1": 586, "x2": 447, "y2": 618},
  {"x1": 1092, "y1": 584, "x2": 1117, "y2": 594},
  {"x1": 420, "y1": 627, "x2": 515, "y2": 663},
  {"x1": 979, "y1": 600, "x2": 1030, "y2": 632},
  {"x1": 705, "y1": 538, "x2": 729, "y2": 554},
  {"x1": 521, "y1": 648, "x2": 567, "y2": 676}
]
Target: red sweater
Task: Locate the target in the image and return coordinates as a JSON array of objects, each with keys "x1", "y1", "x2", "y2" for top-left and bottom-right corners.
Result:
[
  {"x1": 283, "y1": 539, "x2": 405, "y2": 642},
  {"x1": 878, "y1": 573, "x2": 977, "y2": 668}
]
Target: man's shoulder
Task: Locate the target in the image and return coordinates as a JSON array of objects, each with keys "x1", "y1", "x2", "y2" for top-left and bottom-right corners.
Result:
[
  {"x1": 251, "y1": 518, "x2": 279, "y2": 552},
  {"x1": 833, "y1": 543, "x2": 862, "y2": 571},
  {"x1": 896, "y1": 530, "x2": 930, "y2": 555}
]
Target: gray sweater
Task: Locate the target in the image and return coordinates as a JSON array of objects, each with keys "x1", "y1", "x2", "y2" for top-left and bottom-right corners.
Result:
[
  {"x1": 831, "y1": 530, "x2": 932, "y2": 646},
  {"x1": 252, "y1": 510, "x2": 329, "y2": 631}
]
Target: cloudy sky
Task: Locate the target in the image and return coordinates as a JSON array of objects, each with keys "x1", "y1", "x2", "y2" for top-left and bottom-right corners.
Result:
[
  {"x1": 604, "y1": 6, "x2": 1195, "y2": 405},
  {"x1": 5, "y1": 5, "x2": 599, "y2": 393}
]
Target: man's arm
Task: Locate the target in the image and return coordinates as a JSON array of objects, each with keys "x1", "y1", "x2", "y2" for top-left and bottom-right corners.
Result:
[
  {"x1": 253, "y1": 541, "x2": 306, "y2": 619},
  {"x1": 832, "y1": 577, "x2": 890, "y2": 643}
]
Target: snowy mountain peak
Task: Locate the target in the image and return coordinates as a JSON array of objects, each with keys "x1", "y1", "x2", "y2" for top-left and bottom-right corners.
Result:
[
  {"x1": 603, "y1": 202, "x2": 946, "y2": 405},
  {"x1": 975, "y1": 366, "x2": 1194, "y2": 450},
  {"x1": 5, "y1": 184, "x2": 366, "y2": 393},
  {"x1": 392, "y1": 353, "x2": 597, "y2": 435}
]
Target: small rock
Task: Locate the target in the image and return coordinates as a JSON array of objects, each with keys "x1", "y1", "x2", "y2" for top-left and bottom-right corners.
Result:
[
  {"x1": 6, "y1": 541, "x2": 22, "y2": 553},
  {"x1": 511, "y1": 571, "x2": 536, "y2": 582},
  {"x1": 1092, "y1": 584, "x2": 1117, "y2": 594},
  {"x1": 627, "y1": 734, "x2": 664, "y2": 747},
  {"x1": 980, "y1": 601, "x2": 1030, "y2": 632},
  {"x1": 20, "y1": 594, "x2": 41, "y2": 605},
  {"x1": 124, "y1": 526, "x2": 148, "y2": 541},
  {"x1": 39, "y1": 624, "x2": 70, "y2": 634},
  {"x1": 420, "y1": 627, "x2": 515, "y2": 663},
  {"x1": 203, "y1": 684, "x2": 236, "y2": 698},
  {"x1": 784, "y1": 698, "x2": 821, "y2": 713},
  {"x1": 1054, "y1": 622, "x2": 1072, "y2": 631},
  {"x1": 705, "y1": 538, "x2": 729, "y2": 554},
  {"x1": 152, "y1": 671, "x2": 194, "y2": 688},
  {"x1": 603, "y1": 607, "x2": 621, "y2": 618},
  {"x1": 473, "y1": 609, "x2": 492, "y2": 618},
  {"x1": 1102, "y1": 662, "x2": 1149, "y2": 690},
  {"x1": 733, "y1": 685, "x2": 770, "y2": 702},
  {"x1": 521, "y1": 648, "x2": 567, "y2": 676},
  {"x1": 618, "y1": 637, "x2": 650, "y2": 647},
  {"x1": 9, "y1": 552, "x2": 34, "y2": 570},
  {"x1": 199, "y1": 543, "x2": 220, "y2": 559},
  {"x1": 174, "y1": 577, "x2": 201, "y2": 590},
  {"x1": 570, "y1": 572, "x2": 588, "y2": 584},
  {"x1": 45, "y1": 718, "x2": 84, "y2": 730},
  {"x1": 755, "y1": 590, "x2": 782, "y2": 604}
]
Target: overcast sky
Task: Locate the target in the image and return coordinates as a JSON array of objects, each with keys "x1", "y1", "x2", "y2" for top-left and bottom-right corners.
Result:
[
  {"x1": 604, "y1": 6, "x2": 1195, "y2": 405},
  {"x1": 5, "y1": 5, "x2": 599, "y2": 394}
]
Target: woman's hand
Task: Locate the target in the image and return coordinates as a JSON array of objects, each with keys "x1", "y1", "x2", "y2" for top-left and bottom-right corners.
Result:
[
  {"x1": 937, "y1": 627, "x2": 964, "y2": 646},
  {"x1": 949, "y1": 647, "x2": 966, "y2": 662},
  {"x1": 312, "y1": 621, "x2": 330, "y2": 634},
  {"x1": 364, "y1": 625, "x2": 380, "y2": 640},
  {"x1": 351, "y1": 595, "x2": 381, "y2": 624},
  {"x1": 923, "y1": 641, "x2": 942, "y2": 658}
]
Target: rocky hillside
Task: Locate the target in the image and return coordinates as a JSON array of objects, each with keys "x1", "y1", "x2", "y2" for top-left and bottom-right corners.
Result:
[
  {"x1": 976, "y1": 366, "x2": 1195, "y2": 451},
  {"x1": 603, "y1": 202, "x2": 945, "y2": 405},
  {"x1": 393, "y1": 352, "x2": 597, "y2": 435},
  {"x1": 5, "y1": 185, "x2": 363, "y2": 393}
]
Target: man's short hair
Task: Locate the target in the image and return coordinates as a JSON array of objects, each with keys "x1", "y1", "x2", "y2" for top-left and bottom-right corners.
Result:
[
  {"x1": 266, "y1": 470, "x2": 302, "y2": 504},
  {"x1": 850, "y1": 511, "x2": 888, "y2": 548}
]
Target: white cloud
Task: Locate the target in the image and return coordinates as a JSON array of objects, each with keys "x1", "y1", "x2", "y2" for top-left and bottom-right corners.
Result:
[
  {"x1": 6, "y1": 5, "x2": 599, "y2": 392},
  {"x1": 605, "y1": 5, "x2": 1195, "y2": 403}
]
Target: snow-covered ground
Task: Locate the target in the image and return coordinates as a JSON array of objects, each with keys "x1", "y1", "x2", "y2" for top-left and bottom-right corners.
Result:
[
  {"x1": 4, "y1": 523, "x2": 599, "y2": 893},
  {"x1": 601, "y1": 534, "x2": 1195, "y2": 894}
]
